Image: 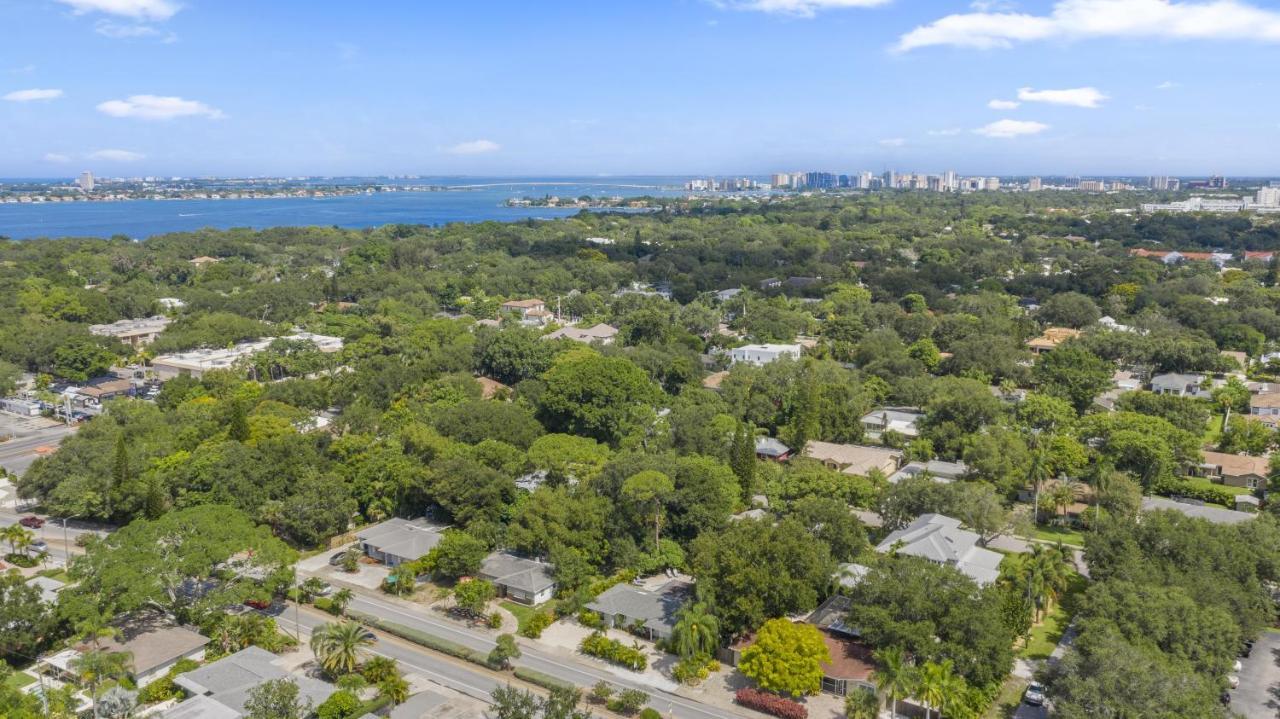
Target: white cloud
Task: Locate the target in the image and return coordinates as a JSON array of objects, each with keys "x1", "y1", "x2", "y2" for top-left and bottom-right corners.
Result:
[
  {"x1": 974, "y1": 119, "x2": 1050, "y2": 137},
  {"x1": 1017, "y1": 86, "x2": 1108, "y2": 107},
  {"x1": 878, "y1": 138, "x2": 907, "y2": 147},
  {"x1": 94, "y1": 20, "x2": 159, "y2": 38},
  {"x1": 89, "y1": 148, "x2": 144, "y2": 162},
  {"x1": 712, "y1": 0, "x2": 892, "y2": 18},
  {"x1": 54, "y1": 0, "x2": 179, "y2": 21},
  {"x1": 988, "y1": 99, "x2": 1021, "y2": 109},
  {"x1": 43, "y1": 153, "x2": 71, "y2": 164},
  {"x1": 446, "y1": 139, "x2": 501, "y2": 155},
  {"x1": 927, "y1": 128, "x2": 963, "y2": 136},
  {"x1": 97, "y1": 95, "x2": 224, "y2": 120},
  {"x1": 898, "y1": 0, "x2": 1280, "y2": 51},
  {"x1": 3, "y1": 88, "x2": 63, "y2": 102},
  {"x1": 1156, "y1": 80, "x2": 1179, "y2": 89}
]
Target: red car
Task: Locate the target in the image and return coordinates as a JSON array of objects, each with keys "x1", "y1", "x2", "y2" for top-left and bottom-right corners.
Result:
[
  {"x1": 18, "y1": 516, "x2": 44, "y2": 529},
  {"x1": 244, "y1": 598, "x2": 272, "y2": 610}
]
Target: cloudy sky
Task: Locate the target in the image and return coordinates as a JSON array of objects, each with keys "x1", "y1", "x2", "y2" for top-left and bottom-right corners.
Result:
[{"x1": 2, "y1": 0, "x2": 1279, "y2": 177}]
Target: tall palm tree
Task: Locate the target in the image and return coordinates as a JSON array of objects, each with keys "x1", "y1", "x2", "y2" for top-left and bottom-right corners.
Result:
[
  {"x1": 872, "y1": 646, "x2": 915, "y2": 719},
  {"x1": 310, "y1": 621, "x2": 373, "y2": 677},
  {"x1": 2, "y1": 524, "x2": 33, "y2": 556},
  {"x1": 331, "y1": 588, "x2": 354, "y2": 614},
  {"x1": 671, "y1": 603, "x2": 720, "y2": 659},
  {"x1": 1026, "y1": 431, "x2": 1052, "y2": 525},
  {"x1": 71, "y1": 649, "x2": 132, "y2": 719},
  {"x1": 939, "y1": 670, "x2": 972, "y2": 719},
  {"x1": 918, "y1": 660, "x2": 958, "y2": 719},
  {"x1": 844, "y1": 687, "x2": 879, "y2": 719}
]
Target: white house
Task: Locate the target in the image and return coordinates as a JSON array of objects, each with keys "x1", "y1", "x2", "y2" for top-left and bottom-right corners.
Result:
[
  {"x1": 875, "y1": 514, "x2": 1002, "y2": 586},
  {"x1": 728, "y1": 343, "x2": 801, "y2": 366}
]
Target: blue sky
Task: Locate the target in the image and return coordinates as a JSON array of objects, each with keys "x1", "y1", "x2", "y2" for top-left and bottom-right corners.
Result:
[{"x1": 3, "y1": 0, "x2": 1280, "y2": 177}]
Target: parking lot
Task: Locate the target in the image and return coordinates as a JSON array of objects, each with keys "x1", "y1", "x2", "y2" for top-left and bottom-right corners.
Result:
[{"x1": 1230, "y1": 630, "x2": 1280, "y2": 719}]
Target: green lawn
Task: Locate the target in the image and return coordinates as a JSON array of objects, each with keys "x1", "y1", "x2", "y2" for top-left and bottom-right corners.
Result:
[
  {"x1": 1203, "y1": 413, "x2": 1225, "y2": 448},
  {"x1": 6, "y1": 671, "x2": 35, "y2": 689},
  {"x1": 983, "y1": 675, "x2": 1030, "y2": 719},
  {"x1": 1029, "y1": 525, "x2": 1086, "y2": 547},
  {"x1": 1182, "y1": 476, "x2": 1254, "y2": 496},
  {"x1": 1019, "y1": 572, "x2": 1087, "y2": 661},
  {"x1": 36, "y1": 568, "x2": 70, "y2": 583},
  {"x1": 501, "y1": 600, "x2": 555, "y2": 633}
]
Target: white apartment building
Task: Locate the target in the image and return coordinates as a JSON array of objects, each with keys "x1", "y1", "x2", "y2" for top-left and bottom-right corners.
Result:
[{"x1": 728, "y1": 343, "x2": 802, "y2": 366}]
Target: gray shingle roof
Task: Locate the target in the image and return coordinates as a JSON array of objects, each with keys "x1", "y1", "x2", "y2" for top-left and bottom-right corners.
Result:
[
  {"x1": 170, "y1": 646, "x2": 335, "y2": 716},
  {"x1": 358, "y1": 518, "x2": 448, "y2": 560},
  {"x1": 586, "y1": 579, "x2": 692, "y2": 634},
  {"x1": 875, "y1": 513, "x2": 1002, "y2": 586},
  {"x1": 1142, "y1": 496, "x2": 1255, "y2": 525},
  {"x1": 479, "y1": 552, "x2": 556, "y2": 593}
]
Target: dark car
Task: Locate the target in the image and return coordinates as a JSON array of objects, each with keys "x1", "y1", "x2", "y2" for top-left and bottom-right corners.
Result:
[
  {"x1": 244, "y1": 598, "x2": 272, "y2": 610},
  {"x1": 1240, "y1": 641, "x2": 1255, "y2": 658},
  {"x1": 18, "y1": 516, "x2": 44, "y2": 529}
]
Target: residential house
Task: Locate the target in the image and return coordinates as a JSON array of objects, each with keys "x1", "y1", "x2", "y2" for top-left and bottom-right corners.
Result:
[
  {"x1": 1150, "y1": 372, "x2": 1207, "y2": 398},
  {"x1": 754, "y1": 437, "x2": 792, "y2": 461},
  {"x1": 1195, "y1": 450, "x2": 1270, "y2": 490},
  {"x1": 389, "y1": 690, "x2": 486, "y2": 719},
  {"x1": 1220, "y1": 351, "x2": 1249, "y2": 376},
  {"x1": 500, "y1": 299, "x2": 553, "y2": 326},
  {"x1": 477, "y1": 552, "x2": 557, "y2": 605},
  {"x1": 874, "y1": 513, "x2": 1002, "y2": 586},
  {"x1": 26, "y1": 575, "x2": 65, "y2": 604},
  {"x1": 1251, "y1": 392, "x2": 1280, "y2": 424},
  {"x1": 887, "y1": 460, "x2": 968, "y2": 484},
  {"x1": 83, "y1": 613, "x2": 210, "y2": 687},
  {"x1": 860, "y1": 408, "x2": 924, "y2": 440},
  {"x1": 727, "y1": 344, "x2": 801, "y2": 366},
  {"x1": 188, "y1": 256, "x2": 221, "y2": 268},
  {"x1": 713, "y1": 288, "x2": 742, "y2": 303},
  {"x1": 356, "y1": 518, "x2": 448, "y2": 567},
  {"x1": 89, "y1": 315, "x2": 172, "y2": 348},
  {"x1": 544, "y1": 323, "x2": 619, "y2": 345},
  {"x1": 758, "y1": 278, "x2": 782, "y2": 290},
  {"x1": 1141, "y1": 496, "x2": 1255, "y2": 525},
  {"x1": 802, "y1": 441, "x2": 903, "y2": 477},
  {"x1": 1097, "y1": 316, "x2": 1135, "y2": 333},
  {"x1": 585, "y1": 578, "x2": 692, "y2": 641},
  {"x1": 166, "y1": 646, "x2": 336, "y2": 719},
  {"x1": 1026, "y1": 327, "x2": 1082, "y2": 355}
]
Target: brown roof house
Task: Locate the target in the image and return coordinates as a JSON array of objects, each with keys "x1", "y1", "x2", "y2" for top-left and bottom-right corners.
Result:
[
  {"x1": 803, "y1": 441, "x2": 902, "y2": 477},
  {"x1": 81, "y1": 613, "x2": 209, "y2": 688},
  {"x1": 1026, "y1": 327, "x2": 1082, "y2": 355},
  {"x1": 1194, "y1": 451, "x2": 1271, "y2": 491},
  {"x1": 501, "y1": 299, "x2": 553, "y2": 327}
]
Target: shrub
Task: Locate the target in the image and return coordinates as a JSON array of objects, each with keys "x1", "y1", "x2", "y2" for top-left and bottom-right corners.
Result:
[
  {"x1": 1153, "y1": 477, "x2": 1237, "y2": 507},
  {"x1": 577, "y1": 609, "x2": 603, "y2": 629},
  {"x1": 589, "y1": 681, "x2": 614, "y2": 704},
  {"x1": 138, "y1": 675, "x2": 181, "y2": 704},
  {"x1": 314, "y1": 597, "x2": 340, "y2": 615},
  {"x1": 520, "y1": 611, "x2": 554, "y2": 639},
  {"x1": 639, "y1": 709, "x2": 662, "y2": 719},
  {"x1": 609, "y1": 689, "x2": 648, "y2": 715},
  {"x1": 316, "y1": 689, "x2": 362, "y2": 719},
  {"x1": 579, "y1": 632, "x2": 648, "y2": 671},
  {"x1": 4, "y1": 553, "x2": 37, "y2": 568},
  {"x1": 672, "y1": 654, "x2": 718, "y2": 685},
  {"x1": 488, "y1": 612, "x2": 503, "y2": 629},
  {"x1": 735, "y1": 688, "x2": 807, "y2": 719},
  {"x1": 514, "y1": 667, "x2": 576, "y2": 693}
]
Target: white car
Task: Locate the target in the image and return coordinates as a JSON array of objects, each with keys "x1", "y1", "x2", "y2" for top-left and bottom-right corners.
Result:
[
  {"x1": 1024, "y1": 682, "x2": 1046, "y2": 706},
  {"x1": 1228, "y1": 676, "x2": 1240, "y2": 689}
]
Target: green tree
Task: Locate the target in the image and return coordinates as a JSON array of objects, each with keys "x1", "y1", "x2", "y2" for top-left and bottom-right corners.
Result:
[
  {"x1": 488, "y1": 633, "x2": 521, "y2": 669},
  {"x1": 315, "y1": 690, "x2": 361, "y2": 719},
  {"x1": 243, "y1": 678, "x2": 312, "y2": 719},
  {"x1": 538, "y1": 353, "x2": 661, "y2": 445},
  {"x1": 738, "y1": 618, "x2": 831, "y2": 698},
  {"x1": 452, "y1": 578, "x2": 496, "y2": 618},
  {"x1": 421, "y1": 530, "x2": 489, "y2": 580},
  {"x1": 72, "y1": 649, "x2": 132, "y2": 719},
  {"x1": 670, "y1": 603, "x2": 720, "y2": 660},
  {"x1": 309, "y1": 621, "x2": 374, "y2": 678},
  {"x1": 872, "y1": 646, "x2": 915, "y2": 719},
  {"x1": 622, "y1": 470, "x2": 674, "y2": 550},
  {"x1": 729, "y1": 421, "x2": 757, "y2": 502},
  {"x1": 0, "y1": 574, "x2": 54, "y2": 664},
  {"x1": 1032, "y1": 345, "x2": 1113, "y2": 413}
]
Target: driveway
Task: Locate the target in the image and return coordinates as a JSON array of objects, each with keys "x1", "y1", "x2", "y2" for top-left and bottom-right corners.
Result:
[{"x1": 1230, "y1": 630, "x2": 1280, "y2": 719}]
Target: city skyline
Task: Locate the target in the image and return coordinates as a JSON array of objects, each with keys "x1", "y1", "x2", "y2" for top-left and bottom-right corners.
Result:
[{"x1": 4, "y1": 0, "x2": 1280, "y2": 176}]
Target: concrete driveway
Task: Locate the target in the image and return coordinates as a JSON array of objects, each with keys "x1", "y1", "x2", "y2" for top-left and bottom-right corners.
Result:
[{"x1": 1230, "y1": 630, "x2": 1280, "y2": 719}]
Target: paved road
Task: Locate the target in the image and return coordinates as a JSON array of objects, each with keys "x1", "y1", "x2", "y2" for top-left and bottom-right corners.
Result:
[
  {"x1": 299, "y1": 586, "x2": 751, "y2": 719},
  {"x1": 1229, "y1": 630, "x2": 1280, "y2": 719},
  {"x1": 0, "y1": 424, "x2": 76, "y2": 475}
]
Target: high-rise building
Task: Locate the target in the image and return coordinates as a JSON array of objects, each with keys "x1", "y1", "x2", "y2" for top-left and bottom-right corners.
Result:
[
  {"x1": 983, "y1": 177, "x2": 1001, "y2": 191},
  {"x1": 1257, "y1": 186, "x2": 1280, "y2": 207},
  {"x1": 857, "y1": 171, "x2": 873, "y2": 190},
  {"x1": 771, "y1": 173, "x2": 791, "y2": 189},
  {"x1": 1148, "y1": 176, "x2": 1173, "y2": 191},
  {"x1": 943, "y1": 170, "x2": 958, "y2": 192},
  {"x1": 1028, "y1": 177, "x2": 1043, "y2": 191},
  {"x1": 77, "y1": 171, "x2": 95, "y2": 192},
  {"x1": 882, "y1": 170, "x2": 898, "y2": 189},
  {"x1": 1078, "y1": 180, "x2": 1106, "y2": 192}
]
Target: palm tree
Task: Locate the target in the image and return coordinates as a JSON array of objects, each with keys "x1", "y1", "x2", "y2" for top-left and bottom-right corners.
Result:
[
  {"x1": 917, "y1": 660, "x2": 957, "y2": 719},
  {"x1": 844, "y1": 687, "x2": 879, "y2": 719},
  {"x1": 71, "y1": 649, "x2": 132, "y2": 719},
  {"x1": 2, "y1": 524, "x2": 33, "y2": 556},
  {"x1": 1048, "y1": 481, "x2": 1076, "y2": 525},
  {"x1": 378, "y1": 674, "x2": 410, "y2": 705},
  {"x1": 1026, "y1": 431, "x2": 1052, "y2": 525},
  {"x1": 361, "y1": 655, "x2": 398, "y2": 684},
  {"x1": 939, "y1": 670, "x2": 973, "y2": 719},
  {"x1": 331, "y1": 588, "x2": 354, "y2": 614},
  {"x1": 872, "y1": 646, "x2": 915, "y2": 719},
  {"x1": 310, "y1": 621, "x2": 373, "y2": 677},
  {"x1": 670, "y1": 603, "x2": 720, "y2": 660}
]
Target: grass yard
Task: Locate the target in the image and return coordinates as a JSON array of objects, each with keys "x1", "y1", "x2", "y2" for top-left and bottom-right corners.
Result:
[
  {"x1": 6, "y1": 671, "x2": 35, "y2": 689},
  {"x1": 1019, "y1": 572, "x2": 1087, "y2": 661},
  {"x1": 36, "y1": 568, "x2": 70, "y2": 583},
  {"x1": 1030, "y1": 525, "x2": 1086, "y2": 547},
  {"x1": 1203, "y1": 413, "x2": 1225, "y2": 448},
  {"x1": 983, "y1": 675, "x2": 1030, "y2": 719},
  {"x1": 501, "y1": 600, "x2": 555, "y2": 632},
  {"x1": 1182, "y1": 475, "x2": 1255, "y2": 496}
]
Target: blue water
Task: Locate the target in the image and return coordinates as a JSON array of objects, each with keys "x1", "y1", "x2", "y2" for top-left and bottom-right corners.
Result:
[{"x1": 0, "y1": 177, "x2": 695, "y2": 240}]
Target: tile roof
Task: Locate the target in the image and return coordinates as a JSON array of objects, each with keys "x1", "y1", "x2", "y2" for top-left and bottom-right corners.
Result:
[{"x1": 1200, "y1": 450, "x2": 1270, "y2": 478}]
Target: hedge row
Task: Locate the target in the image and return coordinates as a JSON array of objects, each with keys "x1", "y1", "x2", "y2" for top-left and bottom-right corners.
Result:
[
  {"x1": 735, "y1": 688, "x2": 807, "y2": 719},
  {"x1": 346, "y1": 610, "x2": 490, "y2": 667},
  {"x1": 514, "y1": 667, "x2": 576, "y2": 693},
  {"x1": 1153, "y1": 477, "x2": 1239, "y2": 508}
]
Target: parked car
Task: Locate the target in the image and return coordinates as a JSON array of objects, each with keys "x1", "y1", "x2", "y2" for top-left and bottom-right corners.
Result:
[
  {"x1": 18, "y1": 516, "x2": 44, "y2": 529},
  {"x1": 1240, "y1": 640, "x2": 1256, "y2": 658},
  {"x1": 244, "y1": 598, "x2": 272, "y2": 610},
  {"x1": 1024, "y1": 682, "x2": 1046, "y2": 706},
  {"x1": 1221, "y1": 691, "x2": 1232, "y2": 705},
  {"x1": 28, "y1": 540, "x2": 48, "y2": 553},
  {"x1": 328, "y1": 551, "x2": 347, "y2": 566}
]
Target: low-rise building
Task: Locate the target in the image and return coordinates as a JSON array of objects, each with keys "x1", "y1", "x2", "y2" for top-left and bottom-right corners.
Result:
[
  {"x1": 754, "y1": 437, "x2": 792, "y2": 461},
  {"x1": 84, "y1": 613, "x2": 210, "y2": 688},
  {"x1": 860, "y1": 408, "x2": 923, "y2": 440},
  {"x1": 89, "y1": 315, "x2": 172, "y2": 348},
  {"x1": 1141, "y1": 496, "x2": 1255, "y2": 525},
  {"x1": 585, "y1": 578, "x2": 692, "y2": 641},
  {"x1": 1150, "y1": 372, "x2": 1207, "y2": 398},
  {"x1": 1251, "y1": 391, "x2": 1280, "y2": 420},
  {"x1": 167, "y1": 646, "x2": 336, "y2": 719},
  {"x1": 874, "y1": 513, "x2": 1002, "y2": 586},
  {"x1": 477, "y1": 551, "x2": 557, "y2": 605},
  {"x1": 1026, "y1": 327, "x2": 1082, "y2": 355},
  {"x1": 1195, "y1": 450, "x2": 1270, "y2": 490},
  {"x1": 727, "y1": 344, "x2": 802, "y2": 366},
  {"x1": 356, "y1": 518, "x2": 448, "y2": 567},
  {"x1": 150, "y1": 332, "x2": 343, "y2": 380},
  {"x1": 802, "y1": 441, "x2": 902, "y2": 477},
  {"x1": 501, "y1": 299, "x2": 553, "y2": 326},
  {"x1": 887, "y1": 460, "x2": 967, "y2": 484},
  {"x1": 544, "y1": 323, "x2": 619, "y2": 345}
]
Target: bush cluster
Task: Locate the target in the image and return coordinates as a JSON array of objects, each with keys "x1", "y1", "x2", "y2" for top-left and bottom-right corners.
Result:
[
  {"x1": 577, "y1": 609, "x2": 603, "y2": 629},
  {"x1": 672, "y1": 654, "x2": 719, "y2": 685},
  {"x1": 520, "y1": 611, "x2": 554, "y2": 639},
  {"x1": 513, "y1": 667, "x2": 576, "y2": 693},
  {"x1": 735, "y1": 688, "x2": 808, "y2": 719},
  {"x1": 579, "y1": 631, "x2": 648, "y2": 671},
  {"x1": 1152, "y1": 476, "x2": 1239, "y2": 508},
  {"x1": 605, "y1": 688, "x2": 649, "y2": 715}
]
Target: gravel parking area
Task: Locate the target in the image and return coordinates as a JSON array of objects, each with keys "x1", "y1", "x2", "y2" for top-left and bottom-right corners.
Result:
[{"x1": 1230, "y1": 631, "x2": 1280, "y2": 719}]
